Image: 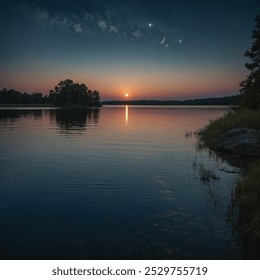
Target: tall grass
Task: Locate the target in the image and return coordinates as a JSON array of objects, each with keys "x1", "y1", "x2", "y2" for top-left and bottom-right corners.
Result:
[
  {"x1": 198, "y1": 108, "x2": 260, "y2": 258},
  {"x1": 198, "y1": 109, "x2": 260, "y2": 148},
  {"x1": 235, "y1": 161, "x2": 260, "y2": 258}
]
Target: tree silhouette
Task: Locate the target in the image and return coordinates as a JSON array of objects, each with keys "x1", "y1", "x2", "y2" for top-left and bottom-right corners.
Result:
[
  {"x1": 49, "y1": 79, "x2": 101, "y2": 107},
  {"x1": 0, "y1": 79, "x2": 101, "y2": 106},
  {"x1": 0, "y1": 88, "x2": 46, "y2": 104},
  {"x1": 240, "y1": 15, "x2": 260, "y2": 109}
]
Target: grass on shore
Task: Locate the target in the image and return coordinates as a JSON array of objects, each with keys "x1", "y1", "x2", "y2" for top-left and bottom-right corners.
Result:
[
  {"x1": 235, "y1": 161, "x2": 260, "y2": 258},
  {"x1": 198, "y1": 108, "x2": 260, "y2": 148},
  {"x1": 198, "y1": 108, "x2": 260, "y2": 258}
]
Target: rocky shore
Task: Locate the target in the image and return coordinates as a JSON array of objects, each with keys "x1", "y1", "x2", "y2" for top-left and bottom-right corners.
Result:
[{"x1": 215, "y1": 128, "x2": 260, "y2": 156}]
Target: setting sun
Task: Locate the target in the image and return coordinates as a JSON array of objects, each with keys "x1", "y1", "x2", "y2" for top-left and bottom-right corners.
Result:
[{"x1": 125, "y1": 93, "x2": 129, "y2": 97}]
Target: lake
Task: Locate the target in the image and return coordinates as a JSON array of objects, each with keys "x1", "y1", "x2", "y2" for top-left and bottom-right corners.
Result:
[{"x1": 0, "y1": 106, "x2": 242, "y2": 259}]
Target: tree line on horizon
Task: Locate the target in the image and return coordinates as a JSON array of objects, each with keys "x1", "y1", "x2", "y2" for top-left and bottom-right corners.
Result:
[
  {"x1": 102, "y1": 95, "x2": 241, "y2": 106},
  {"x1": 0, "y1": 85, "x2": 240, "y2": 106},
  {"x1": 0, "y1": 89, "x2": 47, "y2": 104},
  {"x1": 0, "y1": 79, "x2": 101, "y2": 107}
]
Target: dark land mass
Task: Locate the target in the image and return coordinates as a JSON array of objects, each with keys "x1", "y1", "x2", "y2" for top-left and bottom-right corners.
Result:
[
  {"x1": 0, "y1": 79, "x2": 101, "y2": 107},
  {"x1": 102, "y1": 95, "x2": 240, "y2": 106}
]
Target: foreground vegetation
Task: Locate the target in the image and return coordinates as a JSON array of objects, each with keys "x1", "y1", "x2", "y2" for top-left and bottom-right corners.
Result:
[
  {"x1": 235, "y1": 161, "x2": 260, "y2": 258},
  {"x1": 198, "y1": 109, "x2": 260, "y2": 258},
  {"x1": 199, "y1": 14, "x2": 260, "y2": 258},
  {"x1": 198, "y1": 108, "x2": 260, "y2": 148},
  {"x1": 239, "y1": 14, "x2": 260, "y2": 110}
]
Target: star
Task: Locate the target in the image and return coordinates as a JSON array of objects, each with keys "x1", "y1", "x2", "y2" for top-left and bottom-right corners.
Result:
[{"x1": 148, "y1": 23, "x2": 152, "y2": 27}]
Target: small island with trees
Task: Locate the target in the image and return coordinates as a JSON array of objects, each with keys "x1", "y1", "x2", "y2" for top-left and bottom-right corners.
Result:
[{"x1": 0, "y1": 79, "x2": 101, "y2": 108}]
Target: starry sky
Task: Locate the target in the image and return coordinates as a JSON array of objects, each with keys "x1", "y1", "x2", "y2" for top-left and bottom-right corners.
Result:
[{"x1": 0, "y1": 0, "x2": 259, "y2": 100}]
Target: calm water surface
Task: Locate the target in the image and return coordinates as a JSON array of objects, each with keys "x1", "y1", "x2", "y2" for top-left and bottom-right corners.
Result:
[{"x1": 0, "y1": 106, "x2": 242, "y2": 259}]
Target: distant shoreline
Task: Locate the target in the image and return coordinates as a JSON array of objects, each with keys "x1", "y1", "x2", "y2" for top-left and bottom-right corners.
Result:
[
  {"x1": 0, "y1": 95, "x2": 240, "y2": 107},
  {"x1": 0, "y1": 104, "x2": 101, "y2": 108},
  {"x1": 102, "y1": 95, "x2": 240, "y2": 106},
  {"x1": 0, "y1": 104, "x2": 56, "y2": 108}
]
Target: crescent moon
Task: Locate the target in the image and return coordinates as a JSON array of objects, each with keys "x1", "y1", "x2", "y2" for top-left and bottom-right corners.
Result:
[{"x1": 160, "y1": 36, "x2": 166, "y2": 44}]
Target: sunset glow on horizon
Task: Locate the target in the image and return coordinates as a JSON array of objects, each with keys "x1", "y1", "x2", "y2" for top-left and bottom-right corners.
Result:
[{"x1": 0, "y1": 0, "x2": 258, "y2": 100}]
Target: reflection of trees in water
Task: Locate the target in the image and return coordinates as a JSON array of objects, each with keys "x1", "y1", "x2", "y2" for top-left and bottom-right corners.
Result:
[
  {"x1": 0, "y1": 109, "x2": 100, "y2": 135},
  {"x1": 0, "y1": 109, "x2": 43, "y2": 125},
  {"x1": 49, "y1": 108, "x2": 100, "y2": 134}
]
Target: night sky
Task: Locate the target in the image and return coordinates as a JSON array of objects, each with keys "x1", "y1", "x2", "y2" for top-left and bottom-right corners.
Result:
[{"x1": 0, "y1": 0, "x2": 259, "y2": 100}]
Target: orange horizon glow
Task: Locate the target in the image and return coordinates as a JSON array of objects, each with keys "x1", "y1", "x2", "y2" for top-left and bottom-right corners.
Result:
[{"x1": 1, "y1": 64, "x2": 244, "y2": 100}]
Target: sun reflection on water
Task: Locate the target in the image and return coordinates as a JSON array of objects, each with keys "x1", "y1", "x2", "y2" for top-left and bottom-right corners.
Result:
[{"x1": 125, "y1": 105, "x2": 128, "y2": 125}]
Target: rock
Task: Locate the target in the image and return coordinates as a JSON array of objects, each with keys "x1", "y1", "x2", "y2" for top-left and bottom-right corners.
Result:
[{"x1": 216, "y1": 128, "x2": 260, "y2": 156}]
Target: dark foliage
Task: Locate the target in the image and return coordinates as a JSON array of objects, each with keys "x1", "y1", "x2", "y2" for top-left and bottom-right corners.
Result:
[
  {"x1": 0, "y1": 88, "x2": 47, "y2": 104},
  {"x1": 240, "y1": 15, "x2": 260, "y2": 110},
  {"x1": 49, "y1": 79, "x2": 100, "y2": 106},
  {"x1": 0, "y1": 79, "x2": 101, "y2": 107}
]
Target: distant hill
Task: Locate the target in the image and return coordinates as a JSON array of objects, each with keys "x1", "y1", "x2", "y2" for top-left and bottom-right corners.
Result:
[{"x1": 102, "y1": 95, "x2": 241, "y2": 106}]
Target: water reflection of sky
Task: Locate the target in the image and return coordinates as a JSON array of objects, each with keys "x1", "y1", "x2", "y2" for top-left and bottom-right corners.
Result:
[{"x1": 0, "y1": 106, "x2": 242, "y2": 259}]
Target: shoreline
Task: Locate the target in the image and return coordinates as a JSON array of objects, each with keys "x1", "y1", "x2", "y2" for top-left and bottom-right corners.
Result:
[
  {"x1": 197, "y1": 108, "x2": 260, "y2": 259},
  {"x1": 0, "y1": 104, "x2": 102, "y2": 108},
  {"x1": 0, "y1": 104, "x2": 56, "y2": 107}
]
